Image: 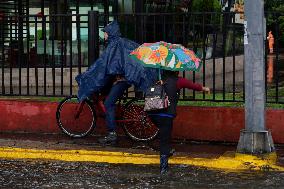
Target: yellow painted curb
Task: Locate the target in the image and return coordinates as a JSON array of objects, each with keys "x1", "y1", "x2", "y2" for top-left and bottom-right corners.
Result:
[{"x1": 0, "y1": 147, "x2": 283, "y2": 171}]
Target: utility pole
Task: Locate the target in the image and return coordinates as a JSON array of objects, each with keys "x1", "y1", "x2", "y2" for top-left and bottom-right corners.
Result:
[{"x1": 237, "y1": 0, "x2": 275, "y2": 154}]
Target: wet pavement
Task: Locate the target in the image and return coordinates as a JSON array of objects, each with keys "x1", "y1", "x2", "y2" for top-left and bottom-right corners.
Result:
[
  {"x1": 0, "y1": 132, "x2": 283, "y2": 161},
  {"x1": 0, "y1": 132, "x2": 239, "y2": 159},
  {"x1": 1, "y1": 159, "x2": 284, "y2": 188},
  {"x1": 1, "y1": 133, "x2": 284, "y2": 188}
]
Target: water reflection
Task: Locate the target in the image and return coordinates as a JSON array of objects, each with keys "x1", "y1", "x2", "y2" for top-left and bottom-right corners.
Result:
[
  {"x1": 267, "y1": 55, "x2": 274, "y2": 84},
  {"x1": 1, "y1": 159, "x2": 284, "y2": 188}
]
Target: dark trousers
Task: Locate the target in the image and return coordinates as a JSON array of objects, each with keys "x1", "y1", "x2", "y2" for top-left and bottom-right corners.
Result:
[
  {"x1": 149, "y1": 115, "x2": 173, "y2": 156},
  {"x1": 104, "y1": 81, "x2": 130, "y2": 132}
]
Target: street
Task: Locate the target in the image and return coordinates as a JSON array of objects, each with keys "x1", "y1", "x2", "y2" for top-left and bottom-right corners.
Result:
[
  {"x1": 1, "y1": 158, "x2": 284, "y2": 188},
  {"x1": 0, "y1": 132, "x2": 284, "y2": 189}
]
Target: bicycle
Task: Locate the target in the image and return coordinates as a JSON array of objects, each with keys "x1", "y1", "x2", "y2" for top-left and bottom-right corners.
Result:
[{"x1": 56, "y1": 92, "x2": 159, "y2": 141}]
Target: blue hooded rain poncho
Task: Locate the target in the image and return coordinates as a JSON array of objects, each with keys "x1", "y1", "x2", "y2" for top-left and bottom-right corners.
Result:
[{"x1": 75, "y1": 21, "x2": 158, "y2": 101}]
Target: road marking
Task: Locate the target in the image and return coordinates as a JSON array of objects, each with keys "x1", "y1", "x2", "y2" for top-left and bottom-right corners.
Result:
[{"x1": 0, "y1": 147, "x2": 283, "y2": 171}]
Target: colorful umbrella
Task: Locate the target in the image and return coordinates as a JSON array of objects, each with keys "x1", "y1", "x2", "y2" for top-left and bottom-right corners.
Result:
[{"x1": 129, "y1": 41, "x2": 202, "y2": 71}]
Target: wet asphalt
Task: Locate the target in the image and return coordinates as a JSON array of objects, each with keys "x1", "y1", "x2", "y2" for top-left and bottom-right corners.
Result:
[
  {"x1": 1, "y1": 133, "x2": 284, "y2": 188},
  {"x1": 1, "y1": 159, "x2": 284, "y2": 189}
]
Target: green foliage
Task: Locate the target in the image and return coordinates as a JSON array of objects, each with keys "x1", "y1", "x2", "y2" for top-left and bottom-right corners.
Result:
[
  {"x1": 37, "y1": 29, "x2": 42, "y2": 40},
  {"x1": 191, "y1": 0, "x2": 221, "y2": 12},
  {"x1": 265, "y1": 0, "x2": 284, "y2": 45},
  {"x1": 188, "y1": 0, "x2": 222, "y2": 41},
  {"x1": 264, "y1": 0, "x2": 283, "y2": 11}
]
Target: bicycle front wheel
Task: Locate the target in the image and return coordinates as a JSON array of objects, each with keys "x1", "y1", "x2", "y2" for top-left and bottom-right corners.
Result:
[
  {"x1": 56, "y1": 95, "x2": 96, "y2": 138},
  {"x1": 122, "y1": 99, "x2": 159, "y2": 141}
]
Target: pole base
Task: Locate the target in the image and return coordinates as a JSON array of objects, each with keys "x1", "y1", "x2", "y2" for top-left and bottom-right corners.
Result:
[{"x1": 237, "y1": 130, "x2": 275, "y2": 154}]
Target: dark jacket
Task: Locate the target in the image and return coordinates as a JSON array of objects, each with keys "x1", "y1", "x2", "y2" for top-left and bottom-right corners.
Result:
[
  {"x1": 75, "y1": 20, "x2": 158, "y2": 101},
  {"x1": 149, "y1": 71, "x2": 179, "y2": 116},
  {"x1": 162, "y1": 71, "x2": 179, "y2": 116},
  {"x1": 163, "y1": 76, "x2": 179, "y2": 116}
]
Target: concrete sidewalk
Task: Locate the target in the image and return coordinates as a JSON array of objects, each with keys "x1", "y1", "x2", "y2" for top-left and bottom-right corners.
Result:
[{"x1": 0, "y1": 133, "x2": 284, "y2": 171}]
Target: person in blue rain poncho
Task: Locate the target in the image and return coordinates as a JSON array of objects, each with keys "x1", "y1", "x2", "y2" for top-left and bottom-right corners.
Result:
[{"x1": 76, "y1": 20, "x2": 157, "y2": 145}]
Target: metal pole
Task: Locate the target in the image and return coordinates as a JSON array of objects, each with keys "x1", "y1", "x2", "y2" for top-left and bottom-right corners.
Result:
[
  {"x1": 237, "y1": 0, "x2": 274, "y2": 154},
  {"x1": 104, "y1": 0, "x2": 109, "y2": 25},
  {"x1": 135, "y1": 0, "x2": 144, "y2": 43},
  {"x1": 88, "y1": 11, "x2": 99, "y2": 67},
  {"x1": 18, "y1": 0, "x2": 23, "y2": 95}
]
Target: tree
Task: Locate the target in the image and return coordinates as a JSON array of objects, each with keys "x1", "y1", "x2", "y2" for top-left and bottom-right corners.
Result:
[
  {"x1": 190, "y1": 0, "x2": 222, "y2": 29},
  {"x1": 191, "y1": 0, "x2": 221, "y2": 12},
  {"x1": 264, "y1": 0, "x2": 283, "y2": 11},
  {"x1": 265, "y1": 0, "x2": 284, "y2": 46}
]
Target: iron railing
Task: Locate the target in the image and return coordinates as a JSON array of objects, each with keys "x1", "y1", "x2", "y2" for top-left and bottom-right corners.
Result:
[{"x1": 0, "y1": 11, "x2": 283, "y2": 104}]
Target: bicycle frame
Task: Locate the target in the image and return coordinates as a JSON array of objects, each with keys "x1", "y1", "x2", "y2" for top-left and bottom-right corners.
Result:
[{"x1": 85, "y1": 93, "x2": 140, "y2": 123}]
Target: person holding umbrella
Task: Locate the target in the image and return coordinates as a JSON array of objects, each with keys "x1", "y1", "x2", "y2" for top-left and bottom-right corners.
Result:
[
  {"x1": 149, "y1": 70, "x2": 179, "y2": 174},
  {"x1": 130, "y1": 41, "x2": 207, "y2": 174}
]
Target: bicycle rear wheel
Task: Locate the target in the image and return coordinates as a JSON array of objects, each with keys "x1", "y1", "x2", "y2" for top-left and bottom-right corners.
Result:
[
  {"x1": 122, "y1": 99, "x2": 159, "y2": 141},
  {"x1": 56, "y1": 95, "x2": 96, "y2": 138}
]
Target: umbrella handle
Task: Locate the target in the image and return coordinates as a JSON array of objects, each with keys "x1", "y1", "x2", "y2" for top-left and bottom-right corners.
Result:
[
  {"x1": 156, "y1": 80, "x2": 164, "y2": 85},
  {"x1": 156, "y1": 69, "x2": 163, "y2": 85}
]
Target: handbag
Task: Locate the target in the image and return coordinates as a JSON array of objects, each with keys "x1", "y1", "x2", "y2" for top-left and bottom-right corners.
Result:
[{"x1": 144, "y1": 83, "x2": 170, "y2": 111}]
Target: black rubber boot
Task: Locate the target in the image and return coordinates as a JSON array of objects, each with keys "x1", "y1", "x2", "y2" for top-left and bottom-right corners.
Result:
[
  {"x1": 160, "y1": 155, "x2": 169, "y2": 174},
  {"x1": 169, "y1": 148, "x2": 175, "y2": 157},
  {"x1": 98, "y1": 131, "x2": 117, "y2": 145}
]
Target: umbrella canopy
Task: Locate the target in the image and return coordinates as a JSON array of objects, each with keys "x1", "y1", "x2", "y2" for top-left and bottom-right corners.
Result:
[{"x1": 129, "y1": 41, "x2": 202, "y2": 71}]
